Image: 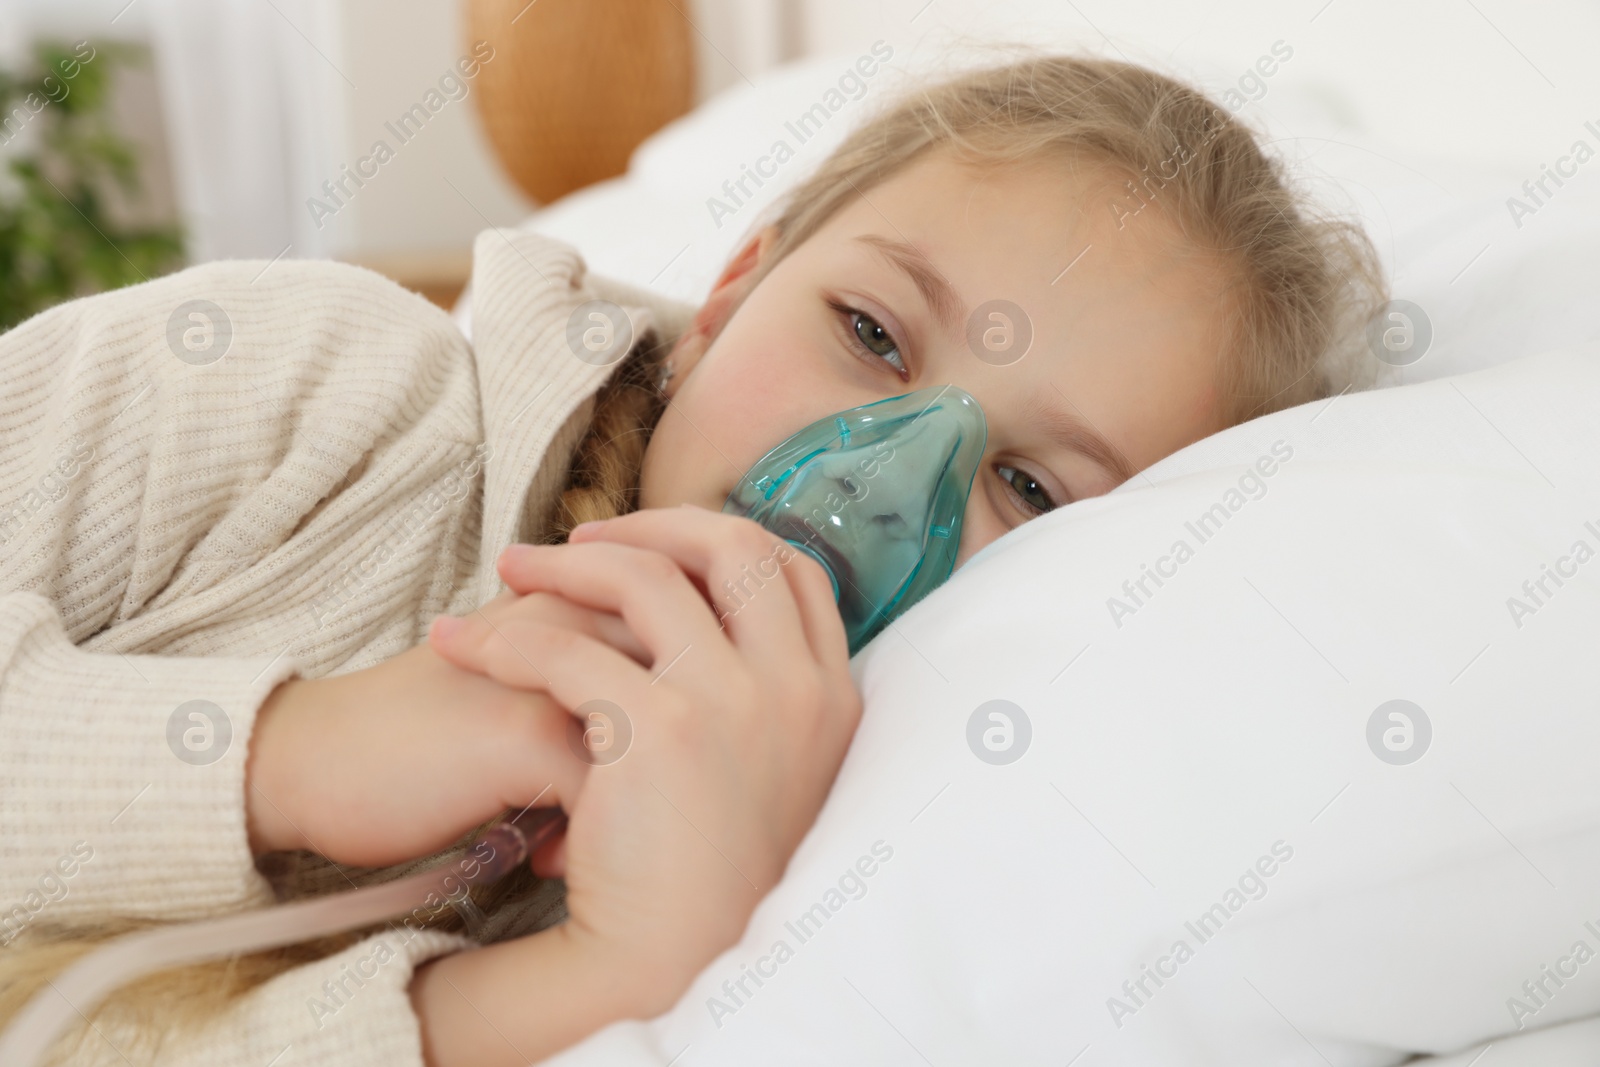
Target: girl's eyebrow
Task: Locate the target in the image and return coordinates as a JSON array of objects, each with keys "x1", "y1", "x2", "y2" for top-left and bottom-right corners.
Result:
[
  {"x1": 853, "y1": 234, "x2": 965, "y2": 339},
  {"x1": 1022, "y1": 391, "x2": 1138, "y2": 485}
]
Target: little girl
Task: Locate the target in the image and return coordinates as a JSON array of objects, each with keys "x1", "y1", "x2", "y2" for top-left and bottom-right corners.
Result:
[{"x1": 0, "y1": 54, "x2": 1382, "y2": 1066}]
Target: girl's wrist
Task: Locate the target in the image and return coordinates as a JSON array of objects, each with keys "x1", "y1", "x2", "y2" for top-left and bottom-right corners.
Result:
[
  {"x1": 410, "y1": 921, "x2": 683, "y2": 1067},
  {"x1": 244, "y1": 675, "x2": 316, "y2": 855},
  {"x1": 562, "y1": 914, "x2": 706, "y2": 1018}
]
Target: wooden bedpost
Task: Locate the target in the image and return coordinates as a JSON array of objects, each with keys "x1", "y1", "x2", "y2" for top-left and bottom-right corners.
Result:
[{"x1": 463, "y1": 0, "x2": 697, "y2": 205}]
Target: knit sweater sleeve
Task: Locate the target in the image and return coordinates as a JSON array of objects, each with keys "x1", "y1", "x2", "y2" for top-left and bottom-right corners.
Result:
[
  {"x1": 0, "y1": 591, "x2": 299, "y2": 925},
  {"x1": 0, "y1": 259, "x2": 480, "y2": 928}
]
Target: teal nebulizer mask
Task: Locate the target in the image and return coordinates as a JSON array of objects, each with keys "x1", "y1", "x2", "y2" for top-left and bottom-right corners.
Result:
[{"x1": 722, "y1": 385, "x2": 987, "y2": 654}]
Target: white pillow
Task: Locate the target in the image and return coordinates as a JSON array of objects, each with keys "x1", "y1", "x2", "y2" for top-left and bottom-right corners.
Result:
[{"x1": 543, "y1": 341, "x2": 1600, "y2": 1066}]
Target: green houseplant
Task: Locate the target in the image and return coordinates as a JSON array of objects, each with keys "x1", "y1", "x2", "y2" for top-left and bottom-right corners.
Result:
[{"x1": 0, "y1": 39, "x2": 184, "y2": 332}]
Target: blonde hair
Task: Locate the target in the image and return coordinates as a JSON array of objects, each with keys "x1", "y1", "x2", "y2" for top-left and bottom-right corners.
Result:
[
  {"x1": 551, "y1": 52, "x2": 1386, "y2": 535},
  {"x1": 1, "y1": 52, "x2": 1383, "y2": 1054}
]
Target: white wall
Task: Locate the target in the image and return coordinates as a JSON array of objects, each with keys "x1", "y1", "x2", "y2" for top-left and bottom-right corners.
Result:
[
  {"x1": 326, "y1": 0, "x2": 532, "y2": 259},
  {"x1": 787, "y1": 0, "x2": 1600, "y2": 173}
]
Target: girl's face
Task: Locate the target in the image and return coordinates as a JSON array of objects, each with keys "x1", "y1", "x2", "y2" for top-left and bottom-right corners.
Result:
[{"x1": 640, "y1": 148, "x2": 1235, "y2": 569}]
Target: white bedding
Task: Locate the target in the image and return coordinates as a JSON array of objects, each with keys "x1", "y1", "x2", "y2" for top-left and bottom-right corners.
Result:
[
  {"x1": 527, "y1": 342, "x2": 1600, "y2": 1066},
  {"x1": 481, "y1": 44, "x2": 1600, "y2": 1067}
]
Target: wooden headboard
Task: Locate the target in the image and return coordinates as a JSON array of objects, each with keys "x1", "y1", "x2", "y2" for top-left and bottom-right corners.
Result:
[{"x1": 464, "y1": 0, "x2": 697, "y2": 205}]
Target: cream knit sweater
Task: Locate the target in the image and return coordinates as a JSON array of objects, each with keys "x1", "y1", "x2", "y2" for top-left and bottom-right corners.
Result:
[{"x1": 0, "y1": 230, "x2": 693, "y2": 1066}]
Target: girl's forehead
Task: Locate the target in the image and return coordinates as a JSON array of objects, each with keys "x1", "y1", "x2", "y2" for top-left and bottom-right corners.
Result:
[
  {"x1": 812, "y1": 150, "x2": 1228, "y2": 342},
  {"x1": 852, "y1": 147, "x2": 1138, "y2": 224},
  {"x1": 818, "y1": 148, "x2": 1209, "y2": 288}
]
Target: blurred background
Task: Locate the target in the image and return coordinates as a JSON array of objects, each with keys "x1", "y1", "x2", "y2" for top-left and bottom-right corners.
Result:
[{"x1": 1, "y1": 0, "x2": 1596, "y2": 336}]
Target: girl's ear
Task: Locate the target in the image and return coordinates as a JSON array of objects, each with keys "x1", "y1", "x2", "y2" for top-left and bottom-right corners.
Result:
[{"x1": 664, "y1": 225, "x2": 779, "y2": 395}]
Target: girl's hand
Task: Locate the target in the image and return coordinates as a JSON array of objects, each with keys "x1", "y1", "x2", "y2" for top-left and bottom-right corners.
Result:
[
  {"x1": 245, "y1": 633, "x2": 599, "y2": 871},
  {"x1": 426, "y1": 505, "x2": 861, "y2": 994}
]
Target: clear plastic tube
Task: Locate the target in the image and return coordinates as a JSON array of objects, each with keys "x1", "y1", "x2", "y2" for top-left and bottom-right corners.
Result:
[{"x1": 0, "y1": 807, "x2": 567, "y2": 1067}]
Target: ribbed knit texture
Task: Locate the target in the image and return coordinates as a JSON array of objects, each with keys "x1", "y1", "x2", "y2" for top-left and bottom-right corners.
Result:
[{"x1": 0, "y1": 230, "x2": 694, "y2": 1065}]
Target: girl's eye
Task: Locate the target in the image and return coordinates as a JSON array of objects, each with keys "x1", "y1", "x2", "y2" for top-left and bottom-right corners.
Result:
[
  {"x1": 836, "y1": 305, "x2": 906, "y2": 376},
  {"x1": 996, "y1": 464, "x2": 1058, "y2": 516}
]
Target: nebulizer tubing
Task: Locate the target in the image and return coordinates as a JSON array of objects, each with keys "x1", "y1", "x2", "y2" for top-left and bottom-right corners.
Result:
[{"x1": 0, "y1": 807, "x2": 567, "y2": 1067}]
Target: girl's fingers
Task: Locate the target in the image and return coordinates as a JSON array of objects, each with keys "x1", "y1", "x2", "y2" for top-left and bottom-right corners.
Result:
[
  {"x1": 431, "y1": 613, "x2": 551, "y2": 691},
  {"x1": 487, "y1": 697, "x2": 591, "y2": 821},
  {"x1": 563, "y1": 508, "x2": 851, "y2": 683},
  {"x1": 436, "y1": 614, "x2": 667, "y2": 724},
  {"x1": 478, "y1": 580, "x2": 651, "y2": 666},
  {"x1": 566, "y1": 514, "x2": 811, "y2": 676},
  {"x1": 528, "y1": 827, "x2": 566, "y2": 879},
  {"x1": 486, "y1": 541, "x2": 743, "y2": 689}
]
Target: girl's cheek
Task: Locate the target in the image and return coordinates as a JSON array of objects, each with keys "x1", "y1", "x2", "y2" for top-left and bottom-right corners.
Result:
[{"x1": 1189, "y1": 381, "x2": 1224, "y2": 430}]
